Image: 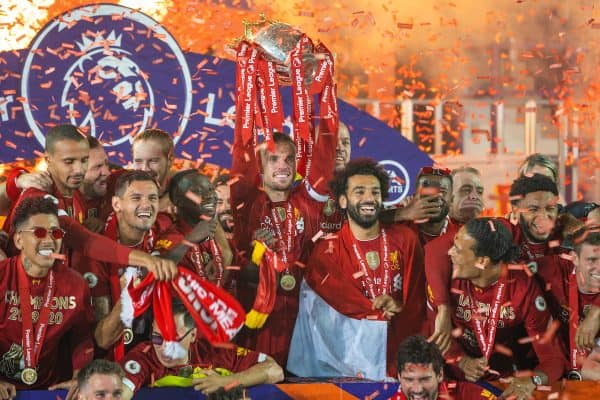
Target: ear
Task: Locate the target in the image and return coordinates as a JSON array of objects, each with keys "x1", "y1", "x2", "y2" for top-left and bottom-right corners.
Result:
[
  {"x1": 339, "y1": 194, "x2": 348, "y2": 210},
  {"x1": 190, "y1": 327, "x2": 197, "y2": 342},
  {"x1": 13, "y1": 232, "x2": 23, "y2": 251},
  {"x1": 112, "y1": 196, "x2": 121, "y2": 213},
  {"x1": 478, "y1": 255, "x2": 492, "y2": 269},
  {"x1": 571, "y1": 250, "x2": 579, "y2": 268}
]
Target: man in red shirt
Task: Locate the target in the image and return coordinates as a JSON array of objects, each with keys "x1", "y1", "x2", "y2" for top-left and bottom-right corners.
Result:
[
  {"x1": 156, "y1": 169, "x2": 232, "y2": 286},
  {"x1": 3, "y1": 125, "x2": 89, "y2": 241},
  {"x1": 296, "y1": 158, "x2": 426, "y2": 377},
  {"x1": 120, "y1": 299, "x2": 283, "y2": 399},
  {"x1": 80, "y1": 136, "x2": 111, "y2": 232},
  {"x1": 432, "y1": 218, "x2": 567, "y2": 400},
  {"x1": 78, "y1": 171, "x2": 165, "y2": 359},
  {"x1": 536, "y1": 231, "x2": 600, "y2": 380},
  {"x1": 214, "y1": 173, "x2": 234, "y2": 236},
  {"x1": 231, "y1": 127, "x2": 337, "y2": 366},
  {"x1": 425, "y1": 167, "x2": 485, "y2": 352},
  {"x1": 390, "y1": 335, "x2": 498, "y2": 400},
  {"x1": 0, "y1": 197, "x2": 94, "y2": 392},
  {"x1": 131, "y1": 128, "x2": 175, "y2": 213},
  {"x1": 405, "y1": 167, "x2": 454, "y2": 247}
]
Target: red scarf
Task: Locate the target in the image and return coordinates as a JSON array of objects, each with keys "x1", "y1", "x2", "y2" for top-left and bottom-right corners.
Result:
[
  {"x1": 121, "y1": 267, "x2": 245, "y2": 358},
  {"x1": 104, "y1": 212, "x2": 155, "y2": 360}
]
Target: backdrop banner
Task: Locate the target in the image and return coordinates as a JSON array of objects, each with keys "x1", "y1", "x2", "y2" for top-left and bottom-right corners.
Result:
[{"x1": 0, "y1": 4, "x2": 431, "y2": 204}]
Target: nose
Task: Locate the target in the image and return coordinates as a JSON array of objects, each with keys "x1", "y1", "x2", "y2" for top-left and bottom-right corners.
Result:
[
  {"x1": 100, "y1": 164, "x2": 110, "y2": 177},
  {"x1": 138, "y1": 162, "x2": 151, "y2": 172}
]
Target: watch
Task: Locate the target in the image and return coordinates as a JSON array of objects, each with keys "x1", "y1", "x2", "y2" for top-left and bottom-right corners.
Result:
[{"x1": 531, "y1": 374, "x2": 543, "y2": 386}]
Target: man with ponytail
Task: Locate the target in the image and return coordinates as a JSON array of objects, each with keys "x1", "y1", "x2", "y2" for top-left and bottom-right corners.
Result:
[{"x1": 431, "y1": 218, "x2": 567, "y2": 400}]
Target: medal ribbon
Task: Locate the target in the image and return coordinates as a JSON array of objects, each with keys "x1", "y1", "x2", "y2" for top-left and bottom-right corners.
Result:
[
  {"x1": 347, "y1": 224, "x2": 390, "y2": 299},
  {"x1": 470, "y1": 279, "x2": 506, "y2": 360},
  {"x1": 17, "y1": 257, "x2": 56, "y2": 375},
  {"x1": 290, "y1": 35, "x2": 311, "y2": 143},
  {"x1": 105, "y1": 212, "x2": 155, "y2": 361},
  {"x1": 270, "y1": 202, "x2": 294, "y2": 271},
  {"x1": 208, "y1": 239, "x2": 225, "y2": 287},
  {"x1": 568, "y1": 268, "x2": 584, "y2": 370}
]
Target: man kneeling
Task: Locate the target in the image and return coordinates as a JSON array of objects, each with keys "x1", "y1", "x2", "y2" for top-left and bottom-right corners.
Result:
[{"x1": 120, "y1": 299, "x2": 283, "y2": 398}]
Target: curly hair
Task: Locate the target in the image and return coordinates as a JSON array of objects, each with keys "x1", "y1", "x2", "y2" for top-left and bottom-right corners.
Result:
[
  {"x1": 329, "y1": 158, "x2": 389, "y2": 208},
  {"x1": 13, "y1": 197, "x2": 59, "y2": 231},
  {"x1": 509, "y1": 173, "x2": 558, "y2": 205}
]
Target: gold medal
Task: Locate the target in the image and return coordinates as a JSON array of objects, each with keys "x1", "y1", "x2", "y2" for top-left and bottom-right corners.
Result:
[
  {"x1": 21, "y1": 368, "x2": 37, "y2": 385},
  {"x1": 280, "y1": 274, "x2": 296, "y2": 291},
  {"x1": 123, "y1": 328, "x2": 134, "y2": 345},
  {"x1": 366, "y1": 251, "x2": 380, "y2": 270}
]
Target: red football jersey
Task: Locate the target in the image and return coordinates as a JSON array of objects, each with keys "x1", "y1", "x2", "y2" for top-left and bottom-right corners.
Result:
[
  {"x1": 230, "y1": 120, "x2": 337, "y2": 366},
  {"x1": 121, "y1": 340, "x2": 264, "y2": 392},
  {"x1": 535, "y1": 255, "x2": 600, "y2": 353},
  {"x1": 155, "y1": 220, "x2": 216, "y2": 278},
  {"x1": 424, "y1": 223, "x2": 461, "y2": 308},
  {"x1": 0, "y1": 257, "x2": 94, "y2": 389},
  {"x1": 430, "y1": 270, "x2": 567, "y2": 382},
  {"x1": 305, "y1": 222, "x2": 426, "y2": 376}
]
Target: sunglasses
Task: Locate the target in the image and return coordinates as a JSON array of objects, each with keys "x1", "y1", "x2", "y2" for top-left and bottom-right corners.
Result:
[
  {"x1": 19, "y1": 227, "x2": 66, "y2": 240},
  {"x1": 151, "y1": 328, "x2": 193, "y2": 346},
  {"x1": 419, "y1": 166, "x2": 451, "y2": 177}
]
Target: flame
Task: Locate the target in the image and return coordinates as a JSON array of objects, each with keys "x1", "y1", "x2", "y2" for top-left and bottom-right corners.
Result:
[{"x1": 0, "y1": 0, "x2": 55, "y2": 52}]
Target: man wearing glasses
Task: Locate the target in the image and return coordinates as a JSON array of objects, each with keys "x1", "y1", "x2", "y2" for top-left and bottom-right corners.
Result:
[
  {"x1": 0, "y1": 197, "x2": 94, "y2": 396},
  {"x1": 120, "y1": 299, "x2": 283, "y2": 398}
]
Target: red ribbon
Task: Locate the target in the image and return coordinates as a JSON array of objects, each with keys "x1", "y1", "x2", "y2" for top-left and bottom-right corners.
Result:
[
  {"x1": 104, "y1": 212, "x2": 155, "y2": 361},
  {"x1": 17, "y1": 257, "x2": 56, "y2": 374},
  {"x1": 469, "y1": 278, "x2": 506, "y2": 360},
  {"x1": 290, "y1": 35, "x2": 311, "y2": 143},
  {"x1": 344, "y1": 223, "x2": 391, "y2": 300},
  {"x1": 569, "y1": 268, "x2": 586, "y2": 370},
  {"x1": 124, "y1": 267, "x2": 245, "y2": 345}
]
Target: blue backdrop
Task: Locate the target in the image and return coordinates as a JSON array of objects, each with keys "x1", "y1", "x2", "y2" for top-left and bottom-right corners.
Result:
[{"x1": 0, "y1": 4, "x2": 431, "y2": 205}]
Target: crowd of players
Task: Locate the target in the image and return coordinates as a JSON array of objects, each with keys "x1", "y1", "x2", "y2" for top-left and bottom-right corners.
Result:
[{"x1": 0, "y1": 121, "x2": 597, "y2": 400}]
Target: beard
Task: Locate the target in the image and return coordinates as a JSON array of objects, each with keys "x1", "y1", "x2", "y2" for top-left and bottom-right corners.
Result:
[
  {"x1": 218, "y1": 211, "x2": 234, "y2": 233},
  {"x1": 346, "y1": 201, "x2": 381, "y2": 229}
]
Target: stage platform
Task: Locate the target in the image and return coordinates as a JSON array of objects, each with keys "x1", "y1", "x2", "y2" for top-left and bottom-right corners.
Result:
[{"x1": 13, "y1": 380, "x2": 600, "y2": 399}]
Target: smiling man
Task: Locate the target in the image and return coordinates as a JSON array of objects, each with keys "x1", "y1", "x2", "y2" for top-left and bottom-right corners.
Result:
[
  {"x1": 155, "y1": 169, "x2": 233, "y2": 287},
  {"x1": 231, "y1": 127, "x2": 338, "y2": 366},
  {"x1": 3, "y1": 125, "x2": 89, "y2": 246},
  {"x1": 390, "y1": 336, "x2": 498, "y2": 400},
  {"x1": 76, "y1": 171, "x2": 162, "y2": 360},
  {"x1": 292, "y1": 158, "x2": 426, "y2": 378},
  {"x1": 0, "y1": 197, "x2": 94, "y2": 393}
]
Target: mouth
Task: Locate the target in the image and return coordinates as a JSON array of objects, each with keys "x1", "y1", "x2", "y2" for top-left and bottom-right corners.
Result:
[
  {"x1": 203, "y1": 202, "x2": 216, "y2": 212},
  {"x1": 410, "y1": 394, "x2": 428, "y2": 400},
  {"x1": 37, "y1": 248, "x2": 54, "y2": 257},
  {"x1": 136, "y1": 210, "x2": 153, "y2": 219},
  {"x1": 335, "y1": 153, "x2": 346, "y2": 161},
  {"x1": 70, "y1": 176, "x2": 84, "y2": 183},
  {"x1": 358, "y1": 204, "x2": 377, "y2": 216},
  {"x1": 273, "y1": 171, "x2": 290, "y2": 179}
]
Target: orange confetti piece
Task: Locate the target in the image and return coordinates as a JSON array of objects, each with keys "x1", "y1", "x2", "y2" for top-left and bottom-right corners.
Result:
[
  {"x1": 320, "y1": 273, "x2": 330, "y2": 285},
  {"x1": 311, "y1": 230, "x2": 324, "y2": 242},
  {"x1": 185, "y1": 190, "x2": 202, "y2": 205}
]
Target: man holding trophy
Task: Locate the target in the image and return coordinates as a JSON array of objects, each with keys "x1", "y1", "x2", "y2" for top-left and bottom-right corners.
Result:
[{"x1": 230, "y1": 18, "x2": 340, "y2": 367}]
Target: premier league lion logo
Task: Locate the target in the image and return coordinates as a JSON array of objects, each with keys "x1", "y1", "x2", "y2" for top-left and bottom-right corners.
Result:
[{"x1": 21, "y1": 4, "x2": 192, "y2": 152}]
